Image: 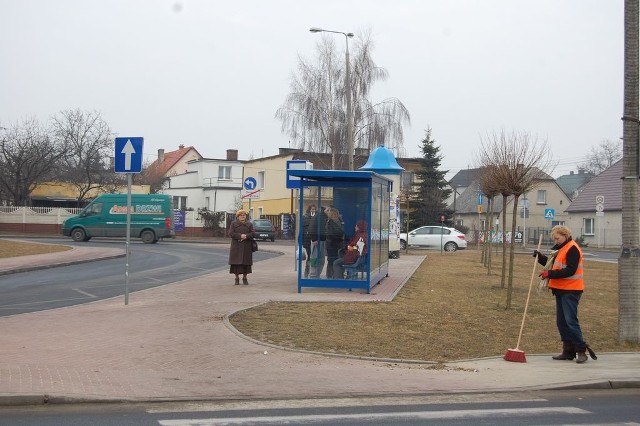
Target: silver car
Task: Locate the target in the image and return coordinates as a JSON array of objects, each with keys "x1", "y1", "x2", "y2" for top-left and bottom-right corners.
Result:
[{"x1": 399, "y1": 226, "x2": 467, "y2": 252}]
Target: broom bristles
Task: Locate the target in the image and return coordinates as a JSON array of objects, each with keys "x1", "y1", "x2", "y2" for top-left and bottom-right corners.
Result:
[{"x1": 504, "y1": 348, "x2": 527, "y2": 363}]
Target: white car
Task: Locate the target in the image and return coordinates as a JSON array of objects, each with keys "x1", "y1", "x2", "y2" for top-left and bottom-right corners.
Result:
[{"x1": 399, "y1": 226, "x2": 467, "y2": 252}]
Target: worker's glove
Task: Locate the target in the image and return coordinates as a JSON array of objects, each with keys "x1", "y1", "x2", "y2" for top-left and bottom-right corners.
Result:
[
  {"x1": 539, "y1": 270, "x2": 550, "y2": 279},
  {"x1": 532, "y1": 250, "x2": 541, "y2": 258}
]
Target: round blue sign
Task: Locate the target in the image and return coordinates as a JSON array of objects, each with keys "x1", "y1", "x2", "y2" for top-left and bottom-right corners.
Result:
[{"x1": 244, "y1": 177, "x2": 257, "y2": 190}]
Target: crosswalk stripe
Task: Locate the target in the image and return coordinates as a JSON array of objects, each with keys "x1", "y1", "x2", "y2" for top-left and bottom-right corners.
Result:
[{"x1": 158, "y1": 406, "x2": 589, "y2": 425}]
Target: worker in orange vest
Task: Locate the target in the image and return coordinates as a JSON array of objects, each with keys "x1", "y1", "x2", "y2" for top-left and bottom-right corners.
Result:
[{"x1": 534, "y1": 225, "x2": 596, "y2": 364}]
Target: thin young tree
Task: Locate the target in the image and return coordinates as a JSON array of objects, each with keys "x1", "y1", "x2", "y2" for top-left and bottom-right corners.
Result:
[
  {"x1": 477, "y1": 129, "x2": 553, "y2": 309},
  {"x1": 619, "y1": 0, "x2": 640, "y2": 343}
]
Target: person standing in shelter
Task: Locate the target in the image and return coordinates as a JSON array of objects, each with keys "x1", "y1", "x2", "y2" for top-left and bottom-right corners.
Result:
[
  {"x1": 534, "y1": 225, "x2": 596, "y2": 363},
  {"x1": 228, "y1": 209, "x2": 256, "y2": 285},
  {"x1": 333, "y1": 220, "x2": 368, "y2": 279},
  {"x1": 301, "y1": 205, "x2": 316, "y2": 278},
  {"x1": 325, "y1": 207, "x2": 345, "y2": 278},
  {"x1": 308, "y1": 206, "x2": 328, "y2": 278}
]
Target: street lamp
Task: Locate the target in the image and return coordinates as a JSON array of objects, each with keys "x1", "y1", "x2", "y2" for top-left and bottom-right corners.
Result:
[{"x1": 310, "y1": 27, "x2": 355, "y2": 170}]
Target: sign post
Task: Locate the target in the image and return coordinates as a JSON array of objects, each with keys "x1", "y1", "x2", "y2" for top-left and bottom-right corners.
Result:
[
  {"x1": 595, "y1": 195, "x2": 604, "y2": 247},
  {"x1": 114, "y1": 137, "x2": 144, "y2": 305},
  {"x1": 439, "y1": 214, "x2": 446, "y2": 254}
]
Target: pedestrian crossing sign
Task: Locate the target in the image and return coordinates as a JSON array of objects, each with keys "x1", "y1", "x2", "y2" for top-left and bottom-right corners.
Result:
[{"x1": 544, "y1": 208, "x2": 555, "y2": 219}]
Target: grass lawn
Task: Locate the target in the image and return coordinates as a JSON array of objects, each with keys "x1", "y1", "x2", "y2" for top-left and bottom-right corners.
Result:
[
  {"x1": 0, "y1": 238, "x2": 71, "y2": 258},
  {"x1": 230, "y1": 248, "x2": 640, "y2": 362}
]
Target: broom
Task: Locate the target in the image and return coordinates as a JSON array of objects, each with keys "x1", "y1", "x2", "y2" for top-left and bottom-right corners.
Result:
[{"x1": 504, "y1": 234, "x2": 543, "y2": 363}]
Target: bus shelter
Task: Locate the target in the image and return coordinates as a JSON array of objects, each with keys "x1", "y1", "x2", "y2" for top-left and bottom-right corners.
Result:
[{"x1": 287, "y1": 169, "x2": 392, "y2": 293}]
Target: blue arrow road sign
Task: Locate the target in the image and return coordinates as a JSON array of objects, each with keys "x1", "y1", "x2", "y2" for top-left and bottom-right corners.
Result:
[
  {"x1": 244, "y1": 177, "x2": 257, "y2": 190},
  {"x1": 114, "y1": 137, "x2": 143, "y2": 173},
  {"x1": 544, "y1": 208, "x2": 555, "y2": 219}
]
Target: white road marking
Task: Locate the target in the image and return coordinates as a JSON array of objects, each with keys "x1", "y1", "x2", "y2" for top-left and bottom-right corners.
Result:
[{"x1": 158, "y1": 406, "x2": 589, "y2": 425}]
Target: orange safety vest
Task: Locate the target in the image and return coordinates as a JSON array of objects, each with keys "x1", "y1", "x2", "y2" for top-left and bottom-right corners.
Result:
[{"x1": 548, "y1": 240, "x2": 584, "y2": 291}]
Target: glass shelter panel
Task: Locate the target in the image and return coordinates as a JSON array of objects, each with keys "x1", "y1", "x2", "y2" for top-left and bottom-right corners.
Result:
[{"x1": 292, "y1": 169, "x2": 392, "y2": 294}]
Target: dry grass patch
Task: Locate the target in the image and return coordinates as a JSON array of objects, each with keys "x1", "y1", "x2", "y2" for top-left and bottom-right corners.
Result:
[
  {"x1": 230, "y1": 250, "x2": 640, "y2": 362},
  {"x1": 0, "y1": 239, "x2": 72, "y2": 258}
]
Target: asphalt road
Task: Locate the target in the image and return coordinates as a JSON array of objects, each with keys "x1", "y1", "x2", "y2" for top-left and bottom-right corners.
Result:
[{"x1": 0, "y1": 238, "x2": 280, "y2": 317}]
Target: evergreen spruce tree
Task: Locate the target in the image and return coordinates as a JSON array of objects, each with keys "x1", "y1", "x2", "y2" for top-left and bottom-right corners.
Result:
[{"x1": 408, "y1": 128, "x2": 452, "y2": 228}]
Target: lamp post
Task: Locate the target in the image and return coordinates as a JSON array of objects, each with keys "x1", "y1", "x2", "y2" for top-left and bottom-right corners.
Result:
[{"x1": 310, "y1": 27, "x2": 355, "y2": 170}]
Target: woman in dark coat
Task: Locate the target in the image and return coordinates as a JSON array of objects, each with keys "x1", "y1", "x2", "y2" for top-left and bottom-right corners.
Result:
[
  {"x1": 228, "y1": 209, "x2": 256, "y2": 285},
  {"x1": 325, "y1": 207, "x2": 344, "y2": 278}
]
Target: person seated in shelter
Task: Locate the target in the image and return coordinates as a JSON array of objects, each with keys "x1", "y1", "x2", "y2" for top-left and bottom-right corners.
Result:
[{"x1": 333, "y1": 220, "x2": 368, "y2": 279}]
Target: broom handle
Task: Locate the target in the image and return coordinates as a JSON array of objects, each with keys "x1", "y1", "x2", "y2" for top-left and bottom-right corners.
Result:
[{"x1": 515, "y1": 234, "x2": 543, "y2": 350}]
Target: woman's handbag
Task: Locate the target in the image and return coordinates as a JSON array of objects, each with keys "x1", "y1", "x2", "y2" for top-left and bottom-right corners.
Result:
[
  {"x1": 343, "y1": 248, "x2": 360, "y2": 265},
  {"x1": 251, "y1": 240, "x2": 258, "y2": 252}
]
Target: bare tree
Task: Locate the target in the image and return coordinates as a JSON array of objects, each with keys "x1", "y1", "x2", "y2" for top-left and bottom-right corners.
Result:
[
  {"x1": 578, "y1": 139, "x2": 623, "y2": 175},
  {"x1": 476, "y1": 129, "x2": 553, "y2": 309},
  {"x1": 276, "y1": 32, "x2": 410, "y2": 168},
  {"x1": 0, "y1": 117, "x2": 66, "y2": 205},
  {"x1": 619, "y1": 0, "x2": 640, "y2": 343},
  {"x1": 50, "y1": 109, "x2": 116, "y2": 205}
]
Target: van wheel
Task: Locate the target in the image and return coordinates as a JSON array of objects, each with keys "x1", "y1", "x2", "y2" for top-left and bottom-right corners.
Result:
[
  {"x1": 71, "y1": 228, "x2": 86, "y2": 242},
  {"x1": 141, "y1": 230, "x2": 156, "y2": 244}
]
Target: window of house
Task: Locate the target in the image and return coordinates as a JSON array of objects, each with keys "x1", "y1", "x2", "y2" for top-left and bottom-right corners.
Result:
[
  {"x1": 219, "y1": 165, "x2": 231, "y2": 181},
  {"x1": 583, "y1": 218, "x2": 594, "y2": 235},
  {"x1": 204, "y1": 197, "x2": 210, "y2": 210},
  {"x1": 536, "y1": 190, "x2": 547, "y2": 204},
  {"x1": 258, "y1": 207, "x2": 264, "y2": 218},
  {"x1": 257, "y1": 171, "x2": 265, "y2": 189},
  {"x1": 400, "y1": 171, "x2": 414, "y2": 191},
  {"x1": 173, "y1": 196, "x2": 187, "y2": 210}
]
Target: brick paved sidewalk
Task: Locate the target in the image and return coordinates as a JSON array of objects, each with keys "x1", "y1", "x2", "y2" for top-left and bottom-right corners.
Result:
[{"x1": 0, "y1": 245, "x2": 638, "y2": 404}]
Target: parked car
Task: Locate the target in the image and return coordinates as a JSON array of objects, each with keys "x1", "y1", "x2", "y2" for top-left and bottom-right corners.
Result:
[
  {"x1": 399, "y1": 225, "x2": 467, "y2": 252},
  {"x1": 251, "y1": 218, "x2": 276, "y2": 241}
]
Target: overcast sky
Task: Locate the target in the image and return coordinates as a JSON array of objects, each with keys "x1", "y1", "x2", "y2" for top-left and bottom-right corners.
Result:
[{"x1": 0, "y1": 0, "x2": 624, "y2": 179}]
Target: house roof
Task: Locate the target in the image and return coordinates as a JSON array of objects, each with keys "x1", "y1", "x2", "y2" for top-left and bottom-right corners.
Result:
[
  {"x1": 565, "y1": 159, "x2": 633, "y2": 212},
  {"x1": 449, "y1": 167, "x2": 554, "y2": 189},
  {"x1": 450, "y1": 167, "x2": 558, "y2": 214},
  {"x1": 555, "y1": 170, "x2": 594, "y2": 199},
  {"x1": 147, "y1": 146, "x2": 201, "y2": 176}
]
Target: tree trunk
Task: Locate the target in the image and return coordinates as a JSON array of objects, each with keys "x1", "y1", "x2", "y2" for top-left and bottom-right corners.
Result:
[
  {"x1": 501, "y1": 195, "x2": 508, "y2": 289},
  {"x1": 619, "y1": 0, "x2": 640, "y2": 343}
]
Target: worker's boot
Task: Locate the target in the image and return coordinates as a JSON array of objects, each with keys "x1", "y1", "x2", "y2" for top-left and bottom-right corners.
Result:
[
  {"x1": 552, "y1": 341, "x2": 576, "y2": 360},
  {"x1": 575, "y1": 344, "x2": 588, "y2": 364}
]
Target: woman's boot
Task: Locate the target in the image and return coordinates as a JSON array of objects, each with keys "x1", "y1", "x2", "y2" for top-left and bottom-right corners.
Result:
[
  {"x1": 552, "y1": 341, "x2": 576, "y2": 360},
  {"x1": 234, "y1": 277, "x2": 240, "y2": 285},
  {"x1": 242, "y1": 277, "x2": 249, "y2": 285}
]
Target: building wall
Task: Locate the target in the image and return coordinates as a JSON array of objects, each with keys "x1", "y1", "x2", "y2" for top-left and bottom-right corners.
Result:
[
  {"x1": 162, "y1": 159, "x2": 243, "y2": 212},
  {"x1": 242, "y1": 155, "x2": 294, "y2": 216},
  {"x1": 565, "y1": 211, "x2": 623, "y2": 248}
]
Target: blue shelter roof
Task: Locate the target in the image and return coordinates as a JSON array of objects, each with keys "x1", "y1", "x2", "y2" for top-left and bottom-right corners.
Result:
[
  {"x1": 287, "y1": 169, "x2": 390, "y2": 183},
  {"x1": 359, "y1": 145, "x2": 404, "y2": 175}
]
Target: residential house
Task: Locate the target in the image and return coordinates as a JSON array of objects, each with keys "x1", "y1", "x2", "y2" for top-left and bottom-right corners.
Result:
[
  {"x1": 564, "y1": 159, "x2": 634, "y2": 248},
  {"x1": 448, "y1": 167, "x2": 571, "y2": 244},
  {"x1": 555, "y1": 169, "x2": 594, "y2": 200},
  {"x1": 160, "y1": 149, "x2": 244, "y2": 212}
]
